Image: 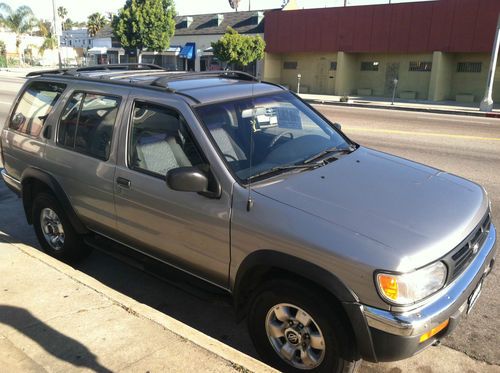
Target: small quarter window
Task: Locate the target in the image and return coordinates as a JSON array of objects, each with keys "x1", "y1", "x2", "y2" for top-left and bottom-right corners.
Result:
[
  {"x1": 58, "y1": 92, "x2": 120, "y2": 160},
  {"x1": 9, "y1": 81, "x2": 66, "y2": 137}
]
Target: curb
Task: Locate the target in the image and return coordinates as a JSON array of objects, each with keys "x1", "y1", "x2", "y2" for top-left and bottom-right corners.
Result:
[
  {"x1": 0, "y1": 233, "x2": 277, "y2": 373},
  {"x1": 304, "y1": 99, "x2": 500, "y2": 119}
]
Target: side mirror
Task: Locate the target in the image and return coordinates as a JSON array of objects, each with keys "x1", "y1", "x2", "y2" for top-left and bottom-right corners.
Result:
[
  {"x1": 166, "y1": 167, "x2": 208, "y2": 193},
  {"x1": 333, "y1": 122, "x2": 341, "y2": 131}
]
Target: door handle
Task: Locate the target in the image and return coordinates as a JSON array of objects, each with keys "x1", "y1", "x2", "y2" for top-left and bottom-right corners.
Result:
[{"x1": 116, "y1": 177, "x2": 131, "y2": 189}]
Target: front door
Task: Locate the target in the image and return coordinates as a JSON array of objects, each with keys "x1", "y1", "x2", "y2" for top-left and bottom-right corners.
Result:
[
  {"x1": 113, "y1": 98, "x2": 231, "y2": 287},
  {"x1": 384, "y1": 63, "x2": 400, "y2": 97}
]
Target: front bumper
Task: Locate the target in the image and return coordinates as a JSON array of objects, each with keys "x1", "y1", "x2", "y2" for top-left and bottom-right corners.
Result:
[{"x1": 362, "y1": 223, "x2": 497, "y2": 362}]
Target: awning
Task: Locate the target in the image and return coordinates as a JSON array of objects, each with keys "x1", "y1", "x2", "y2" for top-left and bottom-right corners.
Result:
[
  {"x1": 141, "y1": 46, "x2": 181, "y2": 56},
  {"x1": 179, "y1": 43, "x2": 195, "y2": 59},
  {"x1": 87, "y1": 47, "x2": 108, "y2": 55},
  {"x1": 202, "y1": 47, "x2": 213, "y2": 56}
]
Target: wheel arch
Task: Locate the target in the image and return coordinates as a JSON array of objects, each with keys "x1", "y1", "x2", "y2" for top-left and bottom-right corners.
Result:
[
  {"x1": 232, "y1": 250, "x2": 377, "y2": 362},
  {"x1": 21, "y1": 167, "x2": 88, "y2": 235}
]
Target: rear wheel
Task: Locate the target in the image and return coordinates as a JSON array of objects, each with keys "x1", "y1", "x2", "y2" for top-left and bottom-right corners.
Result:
[
  {"x1": 33, "y1": 193, "x2": 91, "y2": 262},
  {"x1": 248, "y1": 280, "x2": 360, "y2": 373}
]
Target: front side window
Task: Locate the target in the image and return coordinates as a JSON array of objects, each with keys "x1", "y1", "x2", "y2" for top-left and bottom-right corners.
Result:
[
  {"x1": 196, "y1": 92, "x2": 352, "y2": 182},
  {"x1": 58, "y1": 92, "x2": 120, "y2": 160},
  {"x1": 129, "y1": 102, "x2": 203, "y2": 177},
  {"x1": 9, "y1": 81, "x2": 66, "y2": 137}
]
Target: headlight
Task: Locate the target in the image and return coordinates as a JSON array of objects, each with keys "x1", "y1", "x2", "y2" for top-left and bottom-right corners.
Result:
[{"x1": 375, "y1": 261, "x2": 447, "y2": 305}]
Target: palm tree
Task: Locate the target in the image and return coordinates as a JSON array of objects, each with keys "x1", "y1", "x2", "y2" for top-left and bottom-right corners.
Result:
[
  {"x1": 38, "y1": 20, "x2": 56, "y2": 54},
  {"x1": 87, "y1": 12, "x2": 106, "y2": 38},
  {"x1": 0, "y1": 3, "x2": 35, "y2": 62},
  {"x1": 57, "y1": 6, "x2": 67, "y2": 30}
]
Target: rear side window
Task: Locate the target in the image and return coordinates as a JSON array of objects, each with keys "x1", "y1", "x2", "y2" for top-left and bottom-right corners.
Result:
[
  {"x1": 9, "y1": 81, "x2": 66, "y2": 137},
  {"x1": 58, "y1": 92, "x2": 120, "y2": 160}
]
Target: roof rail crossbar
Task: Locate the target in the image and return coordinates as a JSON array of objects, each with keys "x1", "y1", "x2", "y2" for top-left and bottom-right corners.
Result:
[
  {"x1": 73, "y1": 63, "x2": 163, "y2": 73},
  {"x1": 26, "y1": 63, "x2": 163, "y2": 78},
  {"x1": 26, "y1": 69, "x2": 69, "y2": 77},
  {"x1": 151, "y1": 70, "x2": 258, "y2": 88}
]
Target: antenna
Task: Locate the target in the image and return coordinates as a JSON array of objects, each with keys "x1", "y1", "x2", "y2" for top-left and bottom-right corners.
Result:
[{"x1": 246, "y1": 81, "x2": 255, "y2": 212}]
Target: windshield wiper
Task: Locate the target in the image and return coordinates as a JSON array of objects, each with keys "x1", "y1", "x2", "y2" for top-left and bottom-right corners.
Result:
[
  {"x1": 247, "y1": 163, "x2": 318, "y2": 182},
  {"x1": 302, "y1": 145, "x2": 355, "y2": 165}
]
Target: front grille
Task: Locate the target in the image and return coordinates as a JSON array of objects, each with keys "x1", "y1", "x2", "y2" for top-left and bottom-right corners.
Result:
[{"x1": 446, "y1": 212, "x2": 491, "y2": 282}]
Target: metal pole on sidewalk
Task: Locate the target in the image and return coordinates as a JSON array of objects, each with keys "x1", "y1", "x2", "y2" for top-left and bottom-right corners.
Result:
[
  {"x1": 480, "y1": 14, "x2": 500, "y2": 112},
  {"x1": 51, "y1": 0, "x2": 62, "y2": 69}
]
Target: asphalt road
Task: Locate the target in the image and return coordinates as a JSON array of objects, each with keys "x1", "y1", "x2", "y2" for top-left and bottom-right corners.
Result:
[{"x1": 0, "y1": 75, "x2": 498, "y2": 367}]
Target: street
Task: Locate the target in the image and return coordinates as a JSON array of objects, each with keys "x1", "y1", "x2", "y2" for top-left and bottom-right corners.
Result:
[{"x1": 0, "y1": 75, "x2": 498, "y2": 370}]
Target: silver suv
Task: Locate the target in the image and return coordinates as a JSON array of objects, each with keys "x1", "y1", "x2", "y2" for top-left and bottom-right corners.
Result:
[{"x1": 1, "y1": 64, "x2": 496, "y2": 373}]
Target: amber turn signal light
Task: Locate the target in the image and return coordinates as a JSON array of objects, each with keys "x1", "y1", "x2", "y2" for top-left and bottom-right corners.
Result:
[
  {"x1": 419, "y1": 319, "x2": 449, "y2": 343},
  {"x1": 377, "y1": 274, "x2": 399, "y2": 300}
]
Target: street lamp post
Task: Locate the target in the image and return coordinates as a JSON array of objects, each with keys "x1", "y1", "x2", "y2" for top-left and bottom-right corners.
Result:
[
  {"x1": 480, "y1": 14, "x2": 500, "y2": 112},
  {"x1": 297, "y1": 73, "x2": 301, "y2": 94},
  {"x1": 391, "y1": 78, "x2": 398, "y2": 105},
  {"x1": 51, "y1": 0, "x2": 62, "y2": 69}
]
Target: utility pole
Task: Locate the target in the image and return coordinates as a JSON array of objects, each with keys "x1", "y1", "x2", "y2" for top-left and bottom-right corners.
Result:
[
  {"x1": 51, "y1": 0, "x2": 62, "y2": 69},
  {"x1": 480, "y1": 14, "x2": 500, "y2": 112}
]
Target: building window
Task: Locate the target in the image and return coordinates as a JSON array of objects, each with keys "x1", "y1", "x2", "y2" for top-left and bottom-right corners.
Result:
[
  {"x1": 409, "y1": 61, "x2": 432, "y2": 72},
  {"x1": 457, "y1": 62, "x2": 482, "y2": 73},
  {"x1": 360, "y1": 61, "x2": 379, "y2": 71},
  {"x1": 283, "y1": 61, "x2": 298, "y2": 70},
  {"x1": 330, "y1": 61, "x2": 337, "y2": 71}
]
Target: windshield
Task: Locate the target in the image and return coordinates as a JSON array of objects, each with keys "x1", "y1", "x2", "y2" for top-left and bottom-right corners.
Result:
[{"x1": 196, "y1": 92, "x2": 352, "y2": 181}]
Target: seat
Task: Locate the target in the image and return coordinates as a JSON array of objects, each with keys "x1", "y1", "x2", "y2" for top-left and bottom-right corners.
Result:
[
  {"x1": 134, "y1": 130, "x2": 194, "y2": 176},
  {"x1": 210, "y1": 127, "x2": 247, "y2": 162}
]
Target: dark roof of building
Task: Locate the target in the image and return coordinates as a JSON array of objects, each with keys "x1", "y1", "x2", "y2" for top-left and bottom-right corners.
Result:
[
  {"x1": 93, "y1": 25, "x2": 114, "y2": 39},
  {"x1": 175, "y1": 10, "x2": 271, "y2": 36}
]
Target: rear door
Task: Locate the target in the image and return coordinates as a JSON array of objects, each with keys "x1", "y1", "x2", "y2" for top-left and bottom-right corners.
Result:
[
  {"x1": 43, "y1": 83, "x2": 129, "y2": 237},
  {"x1": 113, "y1": 94, "x2": 232, "y2": 288}
]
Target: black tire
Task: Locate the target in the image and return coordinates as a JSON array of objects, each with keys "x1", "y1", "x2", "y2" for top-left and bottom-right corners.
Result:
[
  {"x1": 247, "y1": 279, "x2": 360, "y2": 373},
  {"x1": 32, "y1": 192, "x2": 91, "y2": 263}
]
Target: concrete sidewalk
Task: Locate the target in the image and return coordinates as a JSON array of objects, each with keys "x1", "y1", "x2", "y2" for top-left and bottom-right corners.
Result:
[
  {"x1": 0, "y1": 233, "x2": 276, "y2": 373},
  {"x1": 1, "y1": 234, "x2": 499, "y2": 373},
  {"x1": 299, "y1": 93, "x2": 500, "y2": 118}
]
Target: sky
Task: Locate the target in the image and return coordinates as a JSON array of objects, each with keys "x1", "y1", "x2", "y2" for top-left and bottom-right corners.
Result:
[{"x1": 1, "y1": 0, "x2": 433, "y2": 22}]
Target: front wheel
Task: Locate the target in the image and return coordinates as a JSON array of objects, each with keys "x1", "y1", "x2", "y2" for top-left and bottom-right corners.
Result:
[{"x1": 248, "y1": 280, "x2": 360, "y2": 373}]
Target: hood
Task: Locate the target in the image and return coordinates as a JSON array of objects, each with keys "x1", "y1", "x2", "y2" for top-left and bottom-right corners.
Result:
[{"x1": 255, "y1": 147, "x2": 489, "y2": 271}]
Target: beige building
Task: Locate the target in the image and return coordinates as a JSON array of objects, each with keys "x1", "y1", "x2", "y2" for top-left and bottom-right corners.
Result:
[{"x1": 262, "y1": 0, "x2": 500, "y2": 103}]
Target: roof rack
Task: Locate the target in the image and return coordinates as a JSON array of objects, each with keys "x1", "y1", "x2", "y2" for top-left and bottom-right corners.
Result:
[
  {"x1": 151, "y1": 70, "x2": 259, "y2": 88},
  {"x1": 26, "y1": 63, "x2": 164, "y2": 77}
]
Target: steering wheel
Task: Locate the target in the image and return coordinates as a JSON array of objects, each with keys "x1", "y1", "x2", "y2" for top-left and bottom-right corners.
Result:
[{"x1": 268, "y1": 131, "x2": 294, "y2": 149}]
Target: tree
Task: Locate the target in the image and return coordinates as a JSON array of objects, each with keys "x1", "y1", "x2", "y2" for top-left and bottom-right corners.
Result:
[
  {"x1": 112, "y1": 0, "x2": 176, "y2": 54},
  {"x1": 57, "y1": 6, "x2": 67, "y2": 30},
  {"x1": 87, "y1": 12, "x2": 106, "y2": 37},
  {"x1": 0, "y1": 3, "x2": 35, "y2": 61},
  {"x1": 211, "y1": 27, "x2": 265, "y2": 68},
  {"x1": 63, "y1": 18, "x2": 75, "y2": 31},
  {"x1": 228, "y1": 0, "x2": 241, "y2": 11},
  {"x1": 38, "y1": 20, "x2": 57, "y2": 53}
]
